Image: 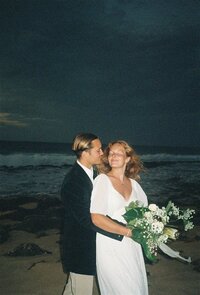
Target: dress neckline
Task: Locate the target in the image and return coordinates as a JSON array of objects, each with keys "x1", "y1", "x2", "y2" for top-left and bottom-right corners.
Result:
[{"x1": 105, "y1": 174, "x2": 133, "y2": 202}]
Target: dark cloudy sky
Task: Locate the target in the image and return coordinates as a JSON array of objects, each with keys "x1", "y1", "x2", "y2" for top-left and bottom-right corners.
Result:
[{"x1": 0, "y1": 0, "x2": 199, "y2": 146}]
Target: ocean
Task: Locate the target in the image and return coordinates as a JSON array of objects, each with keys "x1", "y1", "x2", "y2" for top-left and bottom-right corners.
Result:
[{"x1": 0, "y1": 140, "x2": 199, "y2": 206}]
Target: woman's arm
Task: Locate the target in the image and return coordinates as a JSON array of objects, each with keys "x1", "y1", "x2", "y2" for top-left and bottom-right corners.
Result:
[{"x1": 91, "y1": 213, "x2": 132, "y2": 237}]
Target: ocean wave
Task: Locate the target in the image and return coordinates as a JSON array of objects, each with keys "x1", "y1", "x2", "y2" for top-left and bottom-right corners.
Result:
[
  {"x1": 0, "y1": 152, "x2": 200, "y2": 168},
  {"x1": 141, "y1": 153, "x2": 200, "y2": 162},
  {"x1": 0, "y1": 153, "x2": 76, "y2": 168}
]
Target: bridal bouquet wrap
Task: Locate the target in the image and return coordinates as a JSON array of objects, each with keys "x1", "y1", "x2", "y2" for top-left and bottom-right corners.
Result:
[{"x1": 123, "y1": 200, "x2": 195, "y2": 262}]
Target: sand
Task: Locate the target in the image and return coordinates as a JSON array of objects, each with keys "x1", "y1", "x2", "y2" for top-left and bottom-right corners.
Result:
[{"x1": 0, "y1": 200, "x2": 199, "y2": 295}]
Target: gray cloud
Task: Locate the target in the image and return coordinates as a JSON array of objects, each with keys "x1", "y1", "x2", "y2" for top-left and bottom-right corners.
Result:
[
  {"x1": 0, "y1": 0, "x2": 199, "y2": 145},
  {"x1": 0, "y1": 113, "x2": 28, "y2": 127}
]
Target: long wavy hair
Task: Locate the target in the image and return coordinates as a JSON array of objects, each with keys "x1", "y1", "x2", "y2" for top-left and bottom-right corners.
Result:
[{"x1": 99, "y1": 140, "x2": 144, "y2": 181}]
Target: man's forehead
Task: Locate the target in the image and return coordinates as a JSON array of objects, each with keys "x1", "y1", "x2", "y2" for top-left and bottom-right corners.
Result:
[{"x1": 91, "y1": 138, "x2": 102, "y2": 148}]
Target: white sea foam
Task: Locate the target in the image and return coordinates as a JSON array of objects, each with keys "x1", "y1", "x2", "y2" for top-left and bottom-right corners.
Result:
[
  {"x1": 0, "y1": 150, "x2": 199, "y2": 202},
  {"x1": 1, "y1": 142, "x2": 199, "y2": 202},
  {"x1": 141, "y1": 153, "x2": 200, "y2": 162},
  {"x1": 0, "y1": 152, "x2": 200, "y2": 168},
  {"x1": 0, "y1": 153, "x2": 76, "y2": 168}
]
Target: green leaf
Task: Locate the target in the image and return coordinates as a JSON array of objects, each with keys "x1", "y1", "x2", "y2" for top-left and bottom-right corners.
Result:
[
  {"x1": 165, "y1": 201, "x2": 172, "y2": 212},
  {"x1": 131, "y1": 230, "x2": 157, "y2": 262},
  {"x1": 123, "y1": 207, "x2": 147, "y2": 222}
]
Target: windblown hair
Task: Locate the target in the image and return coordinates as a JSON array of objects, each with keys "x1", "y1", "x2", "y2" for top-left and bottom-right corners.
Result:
[
  {"x1": 72, "y1": 133, "x2": 99, "y2": 158},
  {"x1": 99, "y1": 140, "x2": 144, "y2": 181}
]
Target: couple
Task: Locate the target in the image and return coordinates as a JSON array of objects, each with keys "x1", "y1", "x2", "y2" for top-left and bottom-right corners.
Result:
[{"x1": 60, "y1": 133, "x2": 149, "y2": 295}]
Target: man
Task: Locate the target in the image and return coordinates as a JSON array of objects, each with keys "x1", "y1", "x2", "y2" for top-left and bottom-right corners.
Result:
[{"x1": 60, "y1": 133, "x2": 123, "y2": 295}]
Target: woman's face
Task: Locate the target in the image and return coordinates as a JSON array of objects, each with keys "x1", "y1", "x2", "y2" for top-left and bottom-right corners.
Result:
[{"x1": 107, "y1": 143, "x2": 129, "y2": 169}]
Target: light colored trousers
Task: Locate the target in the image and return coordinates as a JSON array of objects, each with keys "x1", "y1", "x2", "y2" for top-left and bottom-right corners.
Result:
[{"x1": 62, "y1": 272, "x2": 94, "y2": 295}]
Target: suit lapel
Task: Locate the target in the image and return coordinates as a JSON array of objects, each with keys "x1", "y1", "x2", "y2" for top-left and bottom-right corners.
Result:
[{"x1": 74, "y1": 162, "x2": 93, "y2": 188}]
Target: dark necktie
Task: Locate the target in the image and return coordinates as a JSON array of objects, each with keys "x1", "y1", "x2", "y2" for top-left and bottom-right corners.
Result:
[{"x1": 93, "y1": 167, "x2": 98, "y2": 179}]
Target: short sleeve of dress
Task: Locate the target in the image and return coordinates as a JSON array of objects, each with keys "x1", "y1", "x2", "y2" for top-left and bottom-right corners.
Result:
[
  {"x1": 90, "y1": 174, "x2": 109, "y2": 215},
  {"x1": 132, "y1": 179, "x2": 148, "y2": 206}
]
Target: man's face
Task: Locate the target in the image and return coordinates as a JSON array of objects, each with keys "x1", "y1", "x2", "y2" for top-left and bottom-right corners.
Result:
[{"x1": 86, "y1": 139, "x2": 103, "y2": 166}]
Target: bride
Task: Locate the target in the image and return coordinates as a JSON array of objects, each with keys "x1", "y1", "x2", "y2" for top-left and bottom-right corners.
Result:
[{"x1": 90, "y1": 140, "x2": 149, "y2": 295}]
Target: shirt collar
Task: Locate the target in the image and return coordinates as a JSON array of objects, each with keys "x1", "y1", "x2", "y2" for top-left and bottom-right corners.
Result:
[{"x1": 77, "y1": 160, "x2": 94, "y2": 182}]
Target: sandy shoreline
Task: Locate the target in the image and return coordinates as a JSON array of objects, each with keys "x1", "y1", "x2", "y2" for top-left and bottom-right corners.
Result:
[{"x1": 0, "y1": 197, "x2": 199, "y2": 295}]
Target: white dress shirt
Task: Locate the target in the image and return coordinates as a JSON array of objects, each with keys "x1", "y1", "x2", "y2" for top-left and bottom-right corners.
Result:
[{"x1": 77, "y1": 160, "x2": 94, "y2": 183}]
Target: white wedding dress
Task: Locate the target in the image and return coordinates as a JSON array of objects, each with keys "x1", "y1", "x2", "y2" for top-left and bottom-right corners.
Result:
[{"x1": 90, "y1": 174, "x2": 149, "y2": 295}]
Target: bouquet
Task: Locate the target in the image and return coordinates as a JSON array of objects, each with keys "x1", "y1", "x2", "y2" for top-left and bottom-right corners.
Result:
[{"x1": 123, "y1": 200, "x2": 195, "y2": 262}]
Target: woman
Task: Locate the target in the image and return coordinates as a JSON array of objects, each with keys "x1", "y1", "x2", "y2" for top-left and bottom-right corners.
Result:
[{"x1": 90, "y1": 140, "x2": 149, "y2": 295}]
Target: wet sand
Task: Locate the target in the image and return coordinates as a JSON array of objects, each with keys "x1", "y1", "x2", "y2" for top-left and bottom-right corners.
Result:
[{"x1": 0, "y1": 197, "x2": 199, "y2": 295}]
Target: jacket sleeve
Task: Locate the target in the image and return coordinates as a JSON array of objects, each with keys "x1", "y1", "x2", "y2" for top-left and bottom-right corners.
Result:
[
  {"x1": 92, "y1": 218, "x2": 124, "y2": 241},
  {"x1": 61, "y1": 170, "x2": 124, "y2": 240},
  {"x1": 61, "y1": 174, "x2": 93, "y2": 230}
]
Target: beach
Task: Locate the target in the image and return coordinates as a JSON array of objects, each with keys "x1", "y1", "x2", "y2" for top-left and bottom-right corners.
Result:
[
  {"x1": 0, "y1": 196, "x2": 199, "y2": 295},
  {"x1": 1, "y1": 140, "x2": 200, "y2": 295}
]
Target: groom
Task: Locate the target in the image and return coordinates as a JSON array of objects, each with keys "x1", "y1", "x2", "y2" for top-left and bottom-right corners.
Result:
[{"x1": 60, "y1": 133, "x2": 123, "y2": 295}]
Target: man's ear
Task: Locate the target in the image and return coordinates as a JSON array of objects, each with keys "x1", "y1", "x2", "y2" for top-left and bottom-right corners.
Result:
[
  {"x1": 81, "y1": 150, "x2": 87, "y2": 157},
  {"x1": 82, "y1": 149, "x2": 90, "y2": 158}
]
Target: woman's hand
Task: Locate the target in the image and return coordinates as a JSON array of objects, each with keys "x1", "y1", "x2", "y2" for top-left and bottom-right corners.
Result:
[{"x1": 126, "y1": 228, "x2": 132, "y2": 237}]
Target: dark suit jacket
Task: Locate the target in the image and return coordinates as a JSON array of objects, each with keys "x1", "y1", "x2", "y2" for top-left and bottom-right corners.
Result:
[{"x1": 60, "y1": 162, "x2": 123, "y2": 275}]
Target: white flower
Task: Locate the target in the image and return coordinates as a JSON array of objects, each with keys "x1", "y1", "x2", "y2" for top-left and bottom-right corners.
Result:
[
  {"x1": 185, "y1": 221, "x2": 194, "y2": 231},
  {"x1": 163, "y1": 227, "x2": 179, "y2": 240},
  {"x1": 158, "y1": 234, "x2": 168, "y2": 244},
  {"x1": 149, "y1": 204, "x2": 158, "y2": 212},
  {"x1": 144, "y1": 211, "x2": 154, "y2": 223},
  {"x1": 151, "y1": 221, "x2": 164, "y2": 234},
  {"x1": 170, "y1": 203, "x2": 180, "y2": 216},
  {"x1": 123, "y1": 200, "x2": 195, "y2": 262}
]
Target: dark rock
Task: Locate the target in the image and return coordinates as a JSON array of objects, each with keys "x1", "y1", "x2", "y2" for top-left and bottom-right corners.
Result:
[
  {"x1": 37, "y1": 197, "x2": 62, "y2": 210},
  {"x1": 0, "y1": 207, "x2": 38, "y2": 221},
  {"x1": 193, "y1": 265, "x2": 200, "y2": 272},
  {"x1": 13, "y1": 215, "x2": 62, "y2": 233},
  {"x1": 0, "y1": 196, "x2": 64, "y2": 234},
  {"x1": 195, "y1": 234, "x2": 200, "y2": 241},
  {"x1": 179, "y1": 232, "x2": 195, "y2": 242},
  {"x1": 192, "y1": 259, "x2": 200, "y2": 272},
  {"x1": 0, "y1": 224, "x2": 9, "y2": 243},
  {"x1": 44, "y1": 206, "x2": 64, "y2": 218},
  {"x1": 193, "y1": 209, "x2": 200, "y2": 226},
  {"x1": 0, "y1": 196, "x2": 38, "y2": 211},
  {"x1": 36, "y1": 232, "x2": 48, "y2": 238},
  {"x1": 4, "y1": 243, "x2": 52, "y2": 257}
]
